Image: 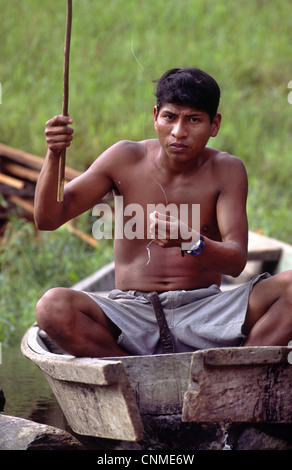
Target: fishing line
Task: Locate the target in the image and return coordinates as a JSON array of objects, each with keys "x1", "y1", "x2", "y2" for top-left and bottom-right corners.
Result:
[
  {"x1": 130, "y1": 31, "x2": 169, "y2": 268},
  {"x1": 130, "y1": 31, "x2": 150, "y2": 266},
  {"x1": 143, "y1": 175, "x2": 169, "y2": 268},
  {"x1": 151, "y1": 176, "x2": 168, "y2": 206},
  {"x1": 131, "y1": 32, "x2": 145, "y2": 72}
]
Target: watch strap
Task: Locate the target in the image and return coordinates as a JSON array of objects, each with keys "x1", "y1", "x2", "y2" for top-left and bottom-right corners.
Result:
[{"x1": 181, "y1": 234, "x2": 205, "y2": 257}]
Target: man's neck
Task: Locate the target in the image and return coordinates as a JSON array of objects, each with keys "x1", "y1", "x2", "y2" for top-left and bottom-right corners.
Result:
[{"x1": 154, "y1": 144, "x2": 210, "y2": 176}]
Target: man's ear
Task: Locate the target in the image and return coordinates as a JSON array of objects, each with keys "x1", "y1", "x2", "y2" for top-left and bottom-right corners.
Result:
[
  {"x1": 153, "y1": 106, "x2": 159, "y2": 130},
  {"x1": 210, "y1": 113, "x2": 221, "y2": 137}
]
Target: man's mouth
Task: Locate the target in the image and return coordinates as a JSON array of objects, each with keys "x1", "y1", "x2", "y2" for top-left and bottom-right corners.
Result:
[{"x1": 169, "y1": 142, "x2": 188, "y2": 151}]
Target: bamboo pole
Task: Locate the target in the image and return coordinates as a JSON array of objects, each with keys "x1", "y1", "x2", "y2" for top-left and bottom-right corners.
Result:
[{"x1": 57, "y1": 0, "x2": 73, "y2": 202}]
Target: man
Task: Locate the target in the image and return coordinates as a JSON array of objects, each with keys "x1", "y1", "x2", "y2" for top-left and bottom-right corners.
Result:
[{"x1": 35, "y1": 67, "x2": 292, "y2": 357}]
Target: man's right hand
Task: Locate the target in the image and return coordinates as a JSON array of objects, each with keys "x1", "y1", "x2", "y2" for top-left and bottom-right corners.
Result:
[{"x1": 45, "y1": 115, "x2": 74, "y2": 157}]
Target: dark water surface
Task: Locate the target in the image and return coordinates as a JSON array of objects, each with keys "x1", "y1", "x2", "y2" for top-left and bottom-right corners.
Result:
[
  {"x1": 0, "y1": 343, "x2": 117, "y2": 450},
  {"x1": 0, "y1": 342, "x2": 67, "y2": 430}
]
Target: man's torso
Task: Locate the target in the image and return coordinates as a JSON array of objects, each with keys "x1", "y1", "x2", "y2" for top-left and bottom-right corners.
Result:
[{"x1": 103, "y1": 139, "x2": 231, "y2": 291}]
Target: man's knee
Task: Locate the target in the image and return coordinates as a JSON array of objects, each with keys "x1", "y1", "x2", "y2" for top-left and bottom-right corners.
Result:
[
  {"x1": 267, "y1": 270, "x2": 292, "y2": 337},
  {"x1": 36, "y1": 287, "x2": 72, "y2": 336},
  {"x1": 275, "y1": 270, "x2": 292, "y2": 304},
  {"x1": 246, "y1": 270, "x2": 292, "y2": 332}
]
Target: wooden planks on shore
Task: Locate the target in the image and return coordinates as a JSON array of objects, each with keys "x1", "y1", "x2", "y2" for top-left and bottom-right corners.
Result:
[
  {"x1": 0, "y1": 143, "x2": 99, "y2": 247},
  {"x1": 0, "y1": 142, "x2": 80, "y2": 229},
  {"x1": 0, "y1": 143, "x2": 81, "y2": 180}
]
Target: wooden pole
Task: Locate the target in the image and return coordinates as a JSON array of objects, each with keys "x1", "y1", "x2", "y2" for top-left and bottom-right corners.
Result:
[{"x1": 57, "y1": 0, "x2": 73, "y2": 202}]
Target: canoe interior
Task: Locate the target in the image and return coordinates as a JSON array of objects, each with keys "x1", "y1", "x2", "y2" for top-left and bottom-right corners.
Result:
[
  {"x1": 21, "y1": 324, "x2": 292, "y2": 441},
  {"x1": 21, "y1": 231, "x2": 292, "y2": 441}
]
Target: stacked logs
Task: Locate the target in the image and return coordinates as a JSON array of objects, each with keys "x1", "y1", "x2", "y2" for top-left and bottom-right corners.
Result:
[{"x1": 0, "y1": 143, "x2": 98, "y2": 246}]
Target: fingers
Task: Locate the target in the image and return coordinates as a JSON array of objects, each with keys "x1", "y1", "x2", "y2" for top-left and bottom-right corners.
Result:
[
  {"x1": 149, "y1": 211, "x2": 179, "y2": 247},
  {"x1": 149, "y1": 211, "x2": 195, "y2": 248},
  {"x1": 45, "y1": 115, "x2": 74, "y2": 155},
  {"x1": 46, "y1": 115, "x2": 73, "y2": 127}
]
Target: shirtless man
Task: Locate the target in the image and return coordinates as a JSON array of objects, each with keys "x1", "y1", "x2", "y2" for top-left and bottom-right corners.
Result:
[{"x1": 35, "y1": 67, "x2": 292, "y2": 357}]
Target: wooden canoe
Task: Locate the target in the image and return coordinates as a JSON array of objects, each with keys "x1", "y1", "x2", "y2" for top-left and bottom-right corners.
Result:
[{"x1": 21, "y1": 231, "x2": 292, "y2": 442}]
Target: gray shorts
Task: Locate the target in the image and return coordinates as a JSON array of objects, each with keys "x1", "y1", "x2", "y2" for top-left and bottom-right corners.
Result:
[{"x1": 84, "y1": 273, "x2": 269, "y2": 356}]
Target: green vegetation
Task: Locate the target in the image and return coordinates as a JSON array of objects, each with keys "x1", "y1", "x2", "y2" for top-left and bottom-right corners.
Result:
[
  {"x1": 0, "y1": 216, "x2": 113, "y2": 345},
  {"x1": 0, "y1": 0, "x2": 292, "y2": 343}
]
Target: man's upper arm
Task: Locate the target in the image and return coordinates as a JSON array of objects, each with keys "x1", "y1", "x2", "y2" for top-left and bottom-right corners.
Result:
[
  {"x1": 216, "y1": 156, "x2": 248, "y2": 254},
  {"x1": 61, "y1": 141, "x2": 131, "y2": 222}
]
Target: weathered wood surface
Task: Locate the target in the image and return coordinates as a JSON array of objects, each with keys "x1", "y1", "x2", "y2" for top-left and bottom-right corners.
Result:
[
  {"x1": 22, "y1": 323, "x2": 292, "y2": 442},
  {"x1": 23, "y1": 325, "x2": 193, "y2": 414},
  {"x1": 247, "y1": 231, "x2": 283, "y2": 262},
  {"x1": 21, "y1": 325, "x2": 144, "y2": 442},
  {"x1": 0, "y1": 143, "x2": 93, "y2": 244},
  {"x1": 0, "y1": 414, "x2": 84, "y2": 450},
  {"x1": 21, "y1": 325, "x2": 194, "y2": 440},
  {"x1": 113, "y1": 353, "x2": 193, "y2": 416},
  {"x1": 0, "y1": 172, "x2": 24, "y2": 189},
  {"x1": 0, "y1": 142, "x2": 81, "y2": 181},
  {"x1": 182, "y1": 346, "x2": 292, "y2": 423},
  {"x1": 44, "y1": 372, "x2": 144, "y2": 442}
]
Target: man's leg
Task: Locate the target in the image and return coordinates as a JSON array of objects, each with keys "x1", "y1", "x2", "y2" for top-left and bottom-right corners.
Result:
[
  {"x1": 36, "y1": 287, "x2": 128, "y2": 357},
  {"x1": 243, "y1": 270, "x2": 292, "y2": 346}
]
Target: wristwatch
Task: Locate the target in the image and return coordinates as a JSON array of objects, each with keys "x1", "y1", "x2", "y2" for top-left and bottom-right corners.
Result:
[{"x1": 181, "y1": 234, "x2": 205, "y2": 257}]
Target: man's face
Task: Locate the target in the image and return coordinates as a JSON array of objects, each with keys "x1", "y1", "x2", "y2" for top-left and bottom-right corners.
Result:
[{"x1": 154, "y1": 103, "x2": 221, "y2": 163}]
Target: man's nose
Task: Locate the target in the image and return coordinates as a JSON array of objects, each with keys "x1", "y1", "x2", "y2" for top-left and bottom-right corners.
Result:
[{"x1": 171, "y1": 119, "x2": 187, "y2": 138}]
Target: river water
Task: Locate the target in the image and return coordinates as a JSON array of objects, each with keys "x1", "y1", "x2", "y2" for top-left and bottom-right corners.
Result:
[{"x1": 0, "y1": 341, "x2": 67, "y2": 430}]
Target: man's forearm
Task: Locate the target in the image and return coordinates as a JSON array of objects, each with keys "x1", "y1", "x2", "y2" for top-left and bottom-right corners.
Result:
[
  {"x1": 149, "y1": 211, "x2": 248, "y2": 277},
  {"x1": 195, "y1": 236, "x2": 248, "y2": 278},
  {"x1": 34, "y1": 150, "x2": 65, "y2": 230}
]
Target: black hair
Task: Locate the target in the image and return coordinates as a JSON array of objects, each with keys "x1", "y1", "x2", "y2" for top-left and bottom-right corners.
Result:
[{"x1": 154, "y1": 67, "x2": 220, "y2": 122}]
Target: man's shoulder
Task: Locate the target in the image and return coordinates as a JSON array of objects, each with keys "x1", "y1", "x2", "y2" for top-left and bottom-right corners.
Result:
[
  {"x1": 209, "y1": 148, "x2": 247, "y2": 172},
  {"x1": 103, "y1": 139, "x2": 157, "y2": 162},
  {"x1": 90, "y1": 139, "x2": 158, "y2": 182},
  {"x1": 108, "y1": 139, "x2": 143, "y2": 156},
  {"x1": 90, "y1": 140, "x2": 144, "y2": 171},
  {"x1": 209, "y1": 147, "x2": 243, "y2": 163},
  {"x1": 208, "y1": 148, "x2": 248, "y2": 194}
]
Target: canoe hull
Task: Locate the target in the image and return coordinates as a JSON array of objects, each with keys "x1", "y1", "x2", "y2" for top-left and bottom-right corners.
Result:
[
  {"x1": 21, "y1": 325, "x2": 292, "y2": 441},
  {"x1": 21, "y1": 231, "x2": 292, "y2": 442}
]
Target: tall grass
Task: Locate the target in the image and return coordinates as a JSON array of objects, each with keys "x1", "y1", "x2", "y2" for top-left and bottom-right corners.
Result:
[
  {"x1": 0, "y1": 0, "x2": 292, "y2": 343},
  {"x1": 1, "y1": 0, "x2": 291, "y2": 240},
  {"x1": 0, "y1": 216, "x2": 113, "y2": 345}
]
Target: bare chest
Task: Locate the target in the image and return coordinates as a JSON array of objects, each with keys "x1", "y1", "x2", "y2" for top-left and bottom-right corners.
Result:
[{"x1": 112, "y1": 163, "x2": 220, "y2": 239}]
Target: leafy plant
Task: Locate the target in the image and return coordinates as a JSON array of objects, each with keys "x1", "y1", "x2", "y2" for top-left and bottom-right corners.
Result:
[{"x1": 0, "y1": 216, "x2": 113, "y2": 345}]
